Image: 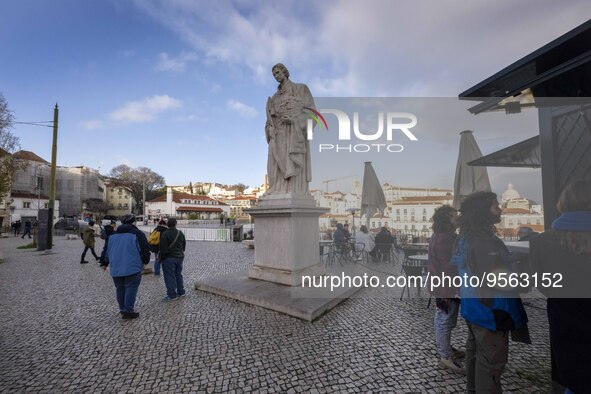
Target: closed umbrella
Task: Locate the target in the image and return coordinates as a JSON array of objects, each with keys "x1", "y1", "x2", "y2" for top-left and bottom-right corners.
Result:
[
  {"x1": 453, "y1": 130, "x2": 492, "y2": 209},
  {"x1": 360, "y1": 162, "x2": 387, "y2": 228}
]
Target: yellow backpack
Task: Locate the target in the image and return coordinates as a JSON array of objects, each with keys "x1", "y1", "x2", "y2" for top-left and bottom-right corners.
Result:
[{"x1": 148, "y1": 229, "x2": 160, "y2": 246}]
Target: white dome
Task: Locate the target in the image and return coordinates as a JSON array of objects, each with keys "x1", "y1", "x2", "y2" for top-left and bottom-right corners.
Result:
[{"x1": 501, "y1": 183, "x2": 520, "y2": 203}]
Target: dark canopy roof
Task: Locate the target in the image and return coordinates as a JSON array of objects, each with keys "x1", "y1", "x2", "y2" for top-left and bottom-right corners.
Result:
[
  {"x1": 460, "y1": 19, "x2": 591, "y2": 114},
  {"x1": 468, "y1": 136, "x2": 540, "y2": 168}
]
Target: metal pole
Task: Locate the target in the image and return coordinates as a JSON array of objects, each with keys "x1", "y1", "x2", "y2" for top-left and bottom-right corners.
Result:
[{"x1": 47, "y1": 104, "x2": 58, "y2": 250}]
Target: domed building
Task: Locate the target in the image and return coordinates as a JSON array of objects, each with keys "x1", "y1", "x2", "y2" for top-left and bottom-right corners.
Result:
[{"x1": 501, "y1": 183, "x2": 520, "y2": 204}]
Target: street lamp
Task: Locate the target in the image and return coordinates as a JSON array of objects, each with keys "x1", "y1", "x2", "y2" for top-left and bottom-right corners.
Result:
[{"x1": 346, "y1": 207, "x2": 360, "y2": 239}]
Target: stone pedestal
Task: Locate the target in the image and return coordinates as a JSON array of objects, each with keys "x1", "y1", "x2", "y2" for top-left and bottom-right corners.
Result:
[{"x1": 247, "y1": 193, "x2": 328, "y2": 286}]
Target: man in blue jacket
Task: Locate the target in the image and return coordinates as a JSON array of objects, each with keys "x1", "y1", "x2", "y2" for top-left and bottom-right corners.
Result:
[{"x1": 99, "y1": 214, "x2": 151, "y2": 319}]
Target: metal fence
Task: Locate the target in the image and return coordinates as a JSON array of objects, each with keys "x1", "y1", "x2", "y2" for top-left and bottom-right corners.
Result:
[{"x1": 137, "y1": 225, "x2": 232, "y2": 242}]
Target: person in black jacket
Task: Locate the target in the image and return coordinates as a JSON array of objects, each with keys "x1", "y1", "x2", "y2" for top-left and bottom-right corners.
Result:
[
  {"x1": 374, "y1": 227, "x2": 394, "y2": 262},
  {"x1": 530, "y1": 179, "x2": 591, "y2": 393},
  {"x1": 159, "y1": 218, "x2": 186, "y2": 302}
]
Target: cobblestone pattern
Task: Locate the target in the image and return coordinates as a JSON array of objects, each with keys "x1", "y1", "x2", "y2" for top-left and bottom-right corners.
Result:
[{"x1": 0, "y1": 236, "x2": 551, "y2": 393}]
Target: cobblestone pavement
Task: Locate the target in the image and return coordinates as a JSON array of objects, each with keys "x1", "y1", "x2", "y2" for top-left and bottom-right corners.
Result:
[{"x1": 0, "y1": 236, "x2": 551, "y2": 393}]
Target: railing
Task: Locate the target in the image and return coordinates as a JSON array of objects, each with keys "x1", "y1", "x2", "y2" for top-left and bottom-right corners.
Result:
[{"x1": 137, "y1": 225, "x2": 232, "y2": 242}]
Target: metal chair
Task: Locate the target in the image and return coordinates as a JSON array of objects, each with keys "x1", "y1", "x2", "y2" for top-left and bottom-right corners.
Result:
[
  {"x1": 320, "y1": 242, "x2": 333, "y2": 267},
  {"x1": 374, "y1": 242, "x2": 394, "y2": 263}
]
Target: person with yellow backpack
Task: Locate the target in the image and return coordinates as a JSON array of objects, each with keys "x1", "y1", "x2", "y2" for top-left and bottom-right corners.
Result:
[{"x1": 148, "y1": 219, "x2": 168, "y2": 276}]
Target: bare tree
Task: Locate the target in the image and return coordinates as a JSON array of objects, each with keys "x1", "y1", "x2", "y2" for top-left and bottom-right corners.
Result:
[
  {"x1": 109, "y1": 165, "x2": 166, "y2": 214},
  {"x1": 0, "y1": 93, "x2": 22, "y2": 200}
]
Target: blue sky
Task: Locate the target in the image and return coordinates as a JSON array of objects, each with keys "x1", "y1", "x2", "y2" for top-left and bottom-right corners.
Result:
[{"x1": 2, "y1": 1, "x2": 590, "y2": 202}]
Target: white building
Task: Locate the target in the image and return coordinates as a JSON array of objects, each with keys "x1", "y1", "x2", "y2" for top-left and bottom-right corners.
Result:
[
  {"x1": 146, "y1": 187, "x2": 230, "y2": 219},
  {"x1": 223, "y1": 196, "x2": 257, "y2": 219},
  {"x1": 388, "y1": 195, "x2": 454, "y2": 234},
  {"x1": 9, "y1": 192, "x2": 60, "y2": 223}
]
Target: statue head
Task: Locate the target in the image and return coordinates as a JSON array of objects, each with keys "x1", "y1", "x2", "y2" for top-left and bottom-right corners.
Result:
[{"x1": 272, "y1": 63, "x2": 290, "y2": 81}]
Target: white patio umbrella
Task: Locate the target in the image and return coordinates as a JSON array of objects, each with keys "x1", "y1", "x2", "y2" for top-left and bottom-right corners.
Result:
[
  {"x1": 453, "y1": 130, "x2": 492, "y2": 209},
  {"x1": 360, "y1": 162, "x2": 387, "y2": 228}
]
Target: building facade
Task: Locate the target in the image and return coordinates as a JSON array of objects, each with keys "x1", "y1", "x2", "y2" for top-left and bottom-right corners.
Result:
[
  {"x1": 146, "y1": 187, "x2": 230, "y2": 219},
  {"x1": 104, "y1": 180, "x2": 133, "y2": 217}
]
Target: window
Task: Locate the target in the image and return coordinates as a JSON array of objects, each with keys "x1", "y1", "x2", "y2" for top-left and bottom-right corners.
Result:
[
  {"x1": 23, "y1": 202, "x2": 30, "y2": 208},
  {"x1": 44, "y1": 203, "x2": 48, "y2": 209},
  {"x1": 123, "y1": 203, "x2": 128, "y2": 208}
]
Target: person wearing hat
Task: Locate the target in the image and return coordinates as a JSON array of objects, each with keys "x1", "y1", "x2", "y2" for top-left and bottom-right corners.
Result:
[
  {"x1": 149, "y1": 219, "x2": 168, "y2": 276},
  {"x1": 99, "y1": 214, "x2": 151, "y2": 319}
]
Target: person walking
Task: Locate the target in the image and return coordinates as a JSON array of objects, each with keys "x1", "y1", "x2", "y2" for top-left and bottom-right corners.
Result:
[
  {"x1": 159, "y1": 218, "x2": 186, "y2": 301},
  {"x1": 530, "y1": 179, "x2": 591, "y2": 394},
  {"x1": 428, "y1": 205, "x2": 464, "y2": 374},
  {"x1": 148, "y1": 219, "x2": 168, "y2": 276},
  {"x1": 21, "y1": 220, "x2": 32, "y2": 239},
  {"x1": 99, "y1": 214, "x2": 151, "y2": 319},
  {"x1": 80, "y1": 220, "x2": 99, "y2": 264},
  {"x1": 452, "y1": 191, "x2": 530, "y2": 394}
]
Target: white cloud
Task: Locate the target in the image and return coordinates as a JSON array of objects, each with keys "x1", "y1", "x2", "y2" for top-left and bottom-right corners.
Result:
[
  {"x1": 109, "y1": 95, "x2": 182, "y2": 123},
  {"x1": 79, "y1": 120, "x2": 105, "y2": 130},
  {"x1": 132, "y1": 0, "x2": 591, "y2": 96},
  {"x1": 227, "y1": 100, "x2": 257, "y2": 118},
  {"x1": 155, "y1": 51, "x2": 198, "y2": 72}
]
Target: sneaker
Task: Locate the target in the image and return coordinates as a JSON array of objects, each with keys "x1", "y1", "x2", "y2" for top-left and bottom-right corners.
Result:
[
  {"x1": 439, "y1": 357, "x2": 465, "y2": 375},
  {"x1": 162, "y1": 295, "x2": 178, "y2": 302},
  {"x1": 178, "y1": 293, "x2": 186, "y2": 298},
  {"x1": 121, "y1": 311, "x2": 139, "y2": 319},
  {"x1": 451, "y1": 348, "x2": 466, "y2": 359},
  {"x1": 80, "y1": 261, "x2": 89, "y2": 264}
]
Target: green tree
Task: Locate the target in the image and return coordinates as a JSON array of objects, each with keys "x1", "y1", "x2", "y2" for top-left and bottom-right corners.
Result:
[
  {"x1": 0, "y1": 94, "x2": 22, "y2": 200},
  {"x1": 109, "y1": 165, "x2": 166, "y2": 214}
]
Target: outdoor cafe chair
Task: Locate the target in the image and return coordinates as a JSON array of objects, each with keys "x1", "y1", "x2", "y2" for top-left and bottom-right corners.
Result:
[
  {"x1": 400, "y1": 254, "x2": 431, "y2": 308},
  {"x1": 374, "y1": 243, "x2": 394, "y2": 264},
  {"x1": 320, "y1": 241, "x2": 334, "y2": 267},
  {"x1": 331, "y1": 241, "x2": 352, "y2": 265}
]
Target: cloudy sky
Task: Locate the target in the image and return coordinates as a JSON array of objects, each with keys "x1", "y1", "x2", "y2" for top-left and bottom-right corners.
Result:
[{"x1": 1, "y1": 1, "x2": 590, "y2": 202}]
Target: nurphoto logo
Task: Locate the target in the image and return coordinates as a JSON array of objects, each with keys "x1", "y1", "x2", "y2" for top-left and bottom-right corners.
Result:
[{"x1": 306, "y1": 108, "x2": 418, "y2": 153}]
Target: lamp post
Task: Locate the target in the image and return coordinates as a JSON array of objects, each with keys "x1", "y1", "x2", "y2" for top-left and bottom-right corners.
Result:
[
  {"x1": 346, "y1": 207, "x2": 360, "y2": 239},
  {"x1": 46, "y1": 104, "x2": 58, "y2": 250}
]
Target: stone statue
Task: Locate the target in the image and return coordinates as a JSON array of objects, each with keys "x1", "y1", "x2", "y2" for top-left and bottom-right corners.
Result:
[{"x1": 265, "y1": 63, "x2": 314, "y2": 194}]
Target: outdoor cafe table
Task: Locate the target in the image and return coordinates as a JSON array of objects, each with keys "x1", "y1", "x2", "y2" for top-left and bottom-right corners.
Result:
[{"x1": 406, "y1": 254, "x2": 429, "y2": 274}]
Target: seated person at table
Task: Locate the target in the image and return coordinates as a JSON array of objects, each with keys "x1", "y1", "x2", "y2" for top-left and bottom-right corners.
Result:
[
  {"x1": 355, "y1": 225, "x2": 378, "y2": 262},
  {"x1": 517, "y1": 226, "x2": 538, "y2": 241},
  {"x1": 332, "y1": 223, "x2": 350, "y2": 255},
  {"x1": 343, "y1": 224, "x2": 352, "y2": 242},
  {"x1": 375, "y1": 227, "x2": 394, "y2": 262}
]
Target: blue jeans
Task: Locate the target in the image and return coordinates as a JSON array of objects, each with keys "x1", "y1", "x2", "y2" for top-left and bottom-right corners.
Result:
[
  {"x1": 153, "y1": 252, "x2": 161, "y2": 275},
  {"x1": 162, "y1": 257, "x2": 185, "y2": 299},
  {"x1": 434, "y1": 298, "x2": 459, "y2": 359},
  {"x1": 112, "y1": 272, "x2": 142, "y2": 313}
]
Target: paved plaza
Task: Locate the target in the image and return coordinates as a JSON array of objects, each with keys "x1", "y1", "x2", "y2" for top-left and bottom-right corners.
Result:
[{"x1": 1, "y1": 236, "x2": 552, "y2": 393}]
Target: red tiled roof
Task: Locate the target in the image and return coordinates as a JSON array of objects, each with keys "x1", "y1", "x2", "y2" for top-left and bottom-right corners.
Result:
[
  {"x1": 13, "y1": 150, "x2": 49, "y2": 163},
  {"x1": 176, "y1": 206, "x2": 222, "y2": 212}
]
